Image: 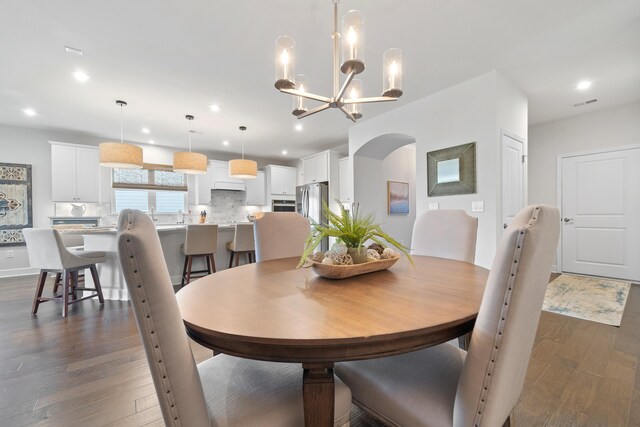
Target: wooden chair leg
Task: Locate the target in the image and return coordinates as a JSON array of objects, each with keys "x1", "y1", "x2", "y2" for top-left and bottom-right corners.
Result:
[
  {"x1": 210, "y1": 254, "x2": 216, "y2": 273},
  {"x1": 53, "y1": 272, "x2": 61, "y2": 295},
  {"x1": 90, "y1": 265, "x2": 105, "y2": 304},
  {"x1": 62, "y1": 269, "x2": 70, "y2": 318},
  {"x1": 180, "y1": 256, "x2": 189, "y2": 287},
  {"x1": 205, "y1": 255, "x2": 212, "y2": 274},
  {"x1": 185, "y1": 256, "x2": 193, "y2": 284},
  {"x1": 31, "y1": 270, "x2": 47, "y2": 315},
  {"x1": 228, "y1": 251, "x2": 234, "y2": 269},
  {"x1": 234, "y1": 252, "x2": 240, "y2": 267},
  {"x1": 70, "y1": 271, "x2": 79, "y2": 301}
]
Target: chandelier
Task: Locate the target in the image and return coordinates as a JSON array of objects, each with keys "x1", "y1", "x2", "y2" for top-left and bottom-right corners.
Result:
[
  {"x1": 274, "y1": 0, "x2": 403, "y2": 122},
  {"x1": 99, "y1": 100, "x2": 143, "y2": 169}
]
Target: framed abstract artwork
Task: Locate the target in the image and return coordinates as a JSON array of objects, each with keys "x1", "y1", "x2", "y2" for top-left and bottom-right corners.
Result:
[
  {"x1": 427, "y1": 142, "x2": 476, "y2": 197},
  {"x1": 0, "y1": 163, "x2": 33, "y2": 246},
  {"x1": 387, "y1": 181, "x2": 410, "y2": 214}
]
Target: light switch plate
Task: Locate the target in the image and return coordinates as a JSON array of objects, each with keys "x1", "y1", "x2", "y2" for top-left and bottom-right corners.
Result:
[
  {"x1": 428, "y1": 203, "x2": 439, "y2": 210},
  {"x1": 6, "y1": 250, "x2": 14, "y2": 258},
  {"x1": 471, "y1": 201, "x2": 484, "y2": 212}
]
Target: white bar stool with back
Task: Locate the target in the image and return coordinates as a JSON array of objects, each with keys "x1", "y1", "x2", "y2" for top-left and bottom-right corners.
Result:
[
  {"x1": 181, "y1": 224, "x2": 218, "y2": 286},
  {"x1": 226, "y1": 223, "x2": 256, "y2": 268}
]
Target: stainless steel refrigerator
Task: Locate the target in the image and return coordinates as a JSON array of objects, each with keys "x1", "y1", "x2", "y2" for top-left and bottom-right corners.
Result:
[{"x1": 296, "y1": 182, "x2": 329, "y2": 253}]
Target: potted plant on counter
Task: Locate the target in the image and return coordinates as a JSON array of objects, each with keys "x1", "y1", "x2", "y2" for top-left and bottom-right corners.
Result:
[{"x1": 298, "y1": 201, "x2": 413, "y2": 268}]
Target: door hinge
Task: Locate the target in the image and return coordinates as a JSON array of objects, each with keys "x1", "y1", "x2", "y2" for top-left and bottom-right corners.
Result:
[{"x1": 522, "y1": 154, "x2": 528, "y2": 163}]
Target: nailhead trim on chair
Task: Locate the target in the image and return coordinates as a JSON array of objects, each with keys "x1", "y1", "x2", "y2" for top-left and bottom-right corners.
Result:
[
  {"x1": 122, "y1": 211, "x2": 182, "y2": 426},
  {"x1": 472, "y1": 206, "x2": 541, "y2": 427}
]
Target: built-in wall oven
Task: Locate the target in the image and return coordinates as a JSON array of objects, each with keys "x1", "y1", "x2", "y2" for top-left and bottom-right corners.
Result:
[{"x1": 272, "y1": 199, "x2": 296, "y2": 212}]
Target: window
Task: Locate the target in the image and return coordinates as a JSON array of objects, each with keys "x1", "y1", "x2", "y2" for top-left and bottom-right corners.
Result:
[{"x1": 112, "y1": 164, "x2": 187, "y2": 213}]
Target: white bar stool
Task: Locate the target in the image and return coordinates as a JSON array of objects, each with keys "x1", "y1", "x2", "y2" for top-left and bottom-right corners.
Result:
[
  {"x1": 23, "y1": 228, "x2": 106, "y2": 317},
  {"x1": 226, "y1": 223, "x2": 255, "y2": 268},
  {"x1": 181, "y1": 224, "x2": 218, "y2": 286}
]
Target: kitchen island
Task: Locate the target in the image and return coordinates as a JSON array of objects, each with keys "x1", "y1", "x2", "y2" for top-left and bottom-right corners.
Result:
[{"x1": 70, "y1": 223, "x2": 248, "y2": 300}]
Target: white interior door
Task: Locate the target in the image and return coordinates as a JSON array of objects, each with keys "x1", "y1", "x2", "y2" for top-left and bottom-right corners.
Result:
[
  {"x1": 561, "y1": 147, "x2": 640, "y2": 281},
  {"x1": 502, "y1": 133, "x2": 525, "y2": 230}
]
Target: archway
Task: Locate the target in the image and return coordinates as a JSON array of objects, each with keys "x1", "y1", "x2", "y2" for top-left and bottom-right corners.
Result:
[{"x1": 353, "y1": 133, "x2": 417, "y2": 249}]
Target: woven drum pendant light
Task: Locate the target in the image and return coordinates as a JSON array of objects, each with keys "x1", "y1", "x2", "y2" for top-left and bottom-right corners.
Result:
[
  {"x1": 99, "y1": 100, "x2": 143, "y2": 169},
  {"x1": 229, "y1": 126, "x2": 257, "y2": 179},
  {"x1": 173, "y1": 115, "x2": 207, "y2": 175}
]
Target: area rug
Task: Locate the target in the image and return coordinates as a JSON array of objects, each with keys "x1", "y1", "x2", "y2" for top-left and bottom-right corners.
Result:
[{"x1": 542, "y1": 274, "x2": 631, "y2": 326}]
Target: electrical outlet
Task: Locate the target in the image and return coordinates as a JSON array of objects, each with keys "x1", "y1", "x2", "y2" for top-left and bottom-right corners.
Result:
[
  {"x1": 6, "y1": 250, "x2": 14, "y2": 258},
  {"x1": 428, "y1": 203, "x2": 439, "y2": 210}
]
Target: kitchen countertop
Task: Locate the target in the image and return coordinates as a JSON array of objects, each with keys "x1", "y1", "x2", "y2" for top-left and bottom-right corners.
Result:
[{"x1": 57, "y1": 223, "x2": 251, "y2": 234}]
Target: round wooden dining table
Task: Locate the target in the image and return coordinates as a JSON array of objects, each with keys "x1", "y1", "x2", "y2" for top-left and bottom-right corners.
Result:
[{"x1": 176, "y1": 255, "x2": 488, "y2": 427}]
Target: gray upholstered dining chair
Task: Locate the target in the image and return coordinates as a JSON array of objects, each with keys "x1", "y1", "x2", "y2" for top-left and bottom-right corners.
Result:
[
  {"x1": 23, "y1": 228, "x2": 105, "y2": 317},
  {"x1": 116, "y1": 209, "x2": 352, "y2": 427},
  {"x1": 411, "y1": 209, "x2": 478, "y2": 263},
  {"x1": 253, "y1": 212, "x2": 311, "y2": 262},
  {"x1": 181, "y1": 223, "x2": 218, "y2": 286},
  {"x1": 335, "y1": 205, "x2": 560, "y2": 427}
]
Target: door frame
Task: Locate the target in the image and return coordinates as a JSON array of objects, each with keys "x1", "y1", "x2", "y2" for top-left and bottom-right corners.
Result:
[
  {"x1": 500, "y1": 129, "x2": 527, "y2": 238},
  {"x1": 555, "y1": 143, "x2": 640, "y2": 274}
]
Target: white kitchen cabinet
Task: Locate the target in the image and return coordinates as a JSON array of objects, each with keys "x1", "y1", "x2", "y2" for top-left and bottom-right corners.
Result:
[
  {"x1": 302, "y1": 152, "x2": 329, "y2": 184},
  {"x1": 51, "y1": 142, "x2": 100, "y2": 202},
  {"x1": 211, "y1": 160, "x2": 245, "y2": 191},
  {"x1": 245, "y1": 171, "x2": 266, "y2": 205},
  {"x1": 266, "y1": 165, "x2": 297, "y2": 196},
  {"x1": 189, "y1": 161, "x2": 214, "y2": 205},
  {"x1": 338, "y1": 157, "x2": 353, "y2": 203}
]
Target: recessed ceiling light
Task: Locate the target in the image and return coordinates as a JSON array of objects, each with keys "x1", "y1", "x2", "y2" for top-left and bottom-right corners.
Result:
[
  {"x1": 222, "y1": 140, "x2": 229, "y2": 146},
  {"x1": 72, "y1": 70, "x2": 90, "y2": 82},
  {"x1": 295, "y1": 124, "x2": 303, "y2": 131},
  {"x1": 65, "y1": 46, "x2": 84, "y2": 56},
  {"x1": 282, "y1": 150, "x2": 288, "y2": 155},
  {"x1": 23, "y1": 108, "x2": 37, "y2": 117},
  {"x1": 209, "y1": 104, "x2": 221, "y2": 112},
  {"x1": 148, "y1": 140, "x2": 155, "y2": 144},
  {"x1": 576, "y1": 80, "x2": 592, "y2": 90},
  {"x1": 142, "y1": 127, "x2": 150, "y2": 134}
]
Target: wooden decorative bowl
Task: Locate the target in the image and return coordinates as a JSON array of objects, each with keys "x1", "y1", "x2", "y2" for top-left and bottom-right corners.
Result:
[{"x1": 310, "y1": 254, "x2": 401, "y2": 279}]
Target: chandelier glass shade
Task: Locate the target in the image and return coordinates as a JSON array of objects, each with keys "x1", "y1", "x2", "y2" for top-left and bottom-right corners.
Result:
[
  {"x1": 274, "y1": 0, "x2": 403, "y2": 122},
  {"x1": 173, "y1": 115, "x2": 208, "y2": 175},
  {"x1": 229, "y1": 126, "x2": 257, "y2": 179},
  {"x1": 99, "y1": 100, "x2": 143, "y2": 169}
]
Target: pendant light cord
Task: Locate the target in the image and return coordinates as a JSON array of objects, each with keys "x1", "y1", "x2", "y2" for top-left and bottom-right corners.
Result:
[
  {"x1": 240, "y1": 126, "x2": 247, "y2": 159},
  {"x1": 186, "y1": 115, "x2": 195, "y2": 152},
  {"x1": 120, "y1": 103, "x2": 124, "y2": 144}
]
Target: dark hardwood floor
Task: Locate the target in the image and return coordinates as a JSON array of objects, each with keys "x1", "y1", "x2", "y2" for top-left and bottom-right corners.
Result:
[{"x1": 1, "y1": 274, "x2": 638, "y2": 426}]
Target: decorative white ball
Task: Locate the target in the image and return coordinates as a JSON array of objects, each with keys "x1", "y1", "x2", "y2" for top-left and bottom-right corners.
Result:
[
  {"x1": 321, "y1": 257, "x2": 335, "y2": 265},
  {"x1": 381, "y1": 248, "x2": 395, "y2": 259},
  {"x1": 367, "y1": 249, "x2": 381, "y2": 260},
  {"x1": 330, "y1": 243, "x2": 348, "y2": 255}
]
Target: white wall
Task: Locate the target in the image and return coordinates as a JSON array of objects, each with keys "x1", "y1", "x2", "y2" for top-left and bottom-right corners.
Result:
[
  {"x1": 0, "y1": 123, "x2": 291, "y2": 276},
  {"x1": 529, "y1": 101, "x2": 640, "y2": 206},
  {"x1": 354, "y1": 145, "x2": 416, "y2": 249},
  {"x1": 348, "y1": 71, "x2": 528, "y2": 268}
]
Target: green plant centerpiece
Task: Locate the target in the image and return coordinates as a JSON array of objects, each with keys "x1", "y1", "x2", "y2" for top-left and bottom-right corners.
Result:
[{"x1": 298, "y1": 201, "x2": 413, "y2": 268}]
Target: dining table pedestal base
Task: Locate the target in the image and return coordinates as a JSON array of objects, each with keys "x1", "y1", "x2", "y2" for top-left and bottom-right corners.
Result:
[{"x1": 303, "y1": 363, "x2": 335, "y2": 427}]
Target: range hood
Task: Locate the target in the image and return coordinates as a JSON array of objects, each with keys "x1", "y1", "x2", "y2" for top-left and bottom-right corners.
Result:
[{"x1": 212, "y1": 181, "x2": 245, "y2": 191}]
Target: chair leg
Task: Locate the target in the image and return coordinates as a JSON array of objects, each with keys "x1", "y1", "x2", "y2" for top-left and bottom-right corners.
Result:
[
  {"x1": 228, "y1": 251, "x2": 234, "y2": 269},
  {"x1": 181, "y1": 256, "x2": 189, "y2": 287},
  {"x1": 185, "y1": 256, "x2": 193, "y2": 284},
  {"x1": 53, "y1": 272, "x2": 61, "y2": 295},
  {"x1": 70, "y1": 271, "x2": 78, "y2": 301},
  {"x1": 90, "y1": 265, "x2": 105, "y2": 304},
  {"x1": 502, "y1": 412, "x2": 513, "y2": 427},
  {"x1": 205, "y1": 254, "x2": 212, "y2": 275},
  {"x1": 246, "y1": 252, "x2": 251, "y2": 264},
  {"x1": 62, "y1": 269, "x2": 70, "y2": 318},
  {"x1": 31, "y1": 270, "x2": 48, "y2": 315},
  {"x1": 210, "y1": 254, "x2": 216, "y2": 273},
  {"x1": 234, "y1": 252, "x2": 240, "y2": 267}
]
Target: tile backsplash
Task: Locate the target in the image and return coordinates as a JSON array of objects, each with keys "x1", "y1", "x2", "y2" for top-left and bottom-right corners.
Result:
[{"x1": 204, "y1": 190, "x2": 250, "y2": 223}]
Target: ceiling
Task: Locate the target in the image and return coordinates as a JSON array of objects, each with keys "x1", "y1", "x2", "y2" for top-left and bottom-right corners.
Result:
[{"x1": 1, "y1": 0, "x2": 638, "y2": 160}]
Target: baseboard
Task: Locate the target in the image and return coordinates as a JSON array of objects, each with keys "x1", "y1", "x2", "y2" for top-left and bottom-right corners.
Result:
[{"x1": 0, "y1": 267, "x2": 39, "y2": 278}]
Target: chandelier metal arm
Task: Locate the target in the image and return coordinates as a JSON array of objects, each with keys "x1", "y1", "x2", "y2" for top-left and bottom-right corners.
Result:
[
  {"x1": 281, "y1": 89, "x2": 332, "y2": 103},
  {"x1": 336, "y1": 70, "x2": 356, "y2": 101},
  {"x1": 343, "y1": 96, "x2": 399, "y2": 104},
  {"x1": 297, "y1": 103, "x2": 331, "y2": 119},
  {"x1": 339, "y1": 106, "x2": 356, "y2": 122}
]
